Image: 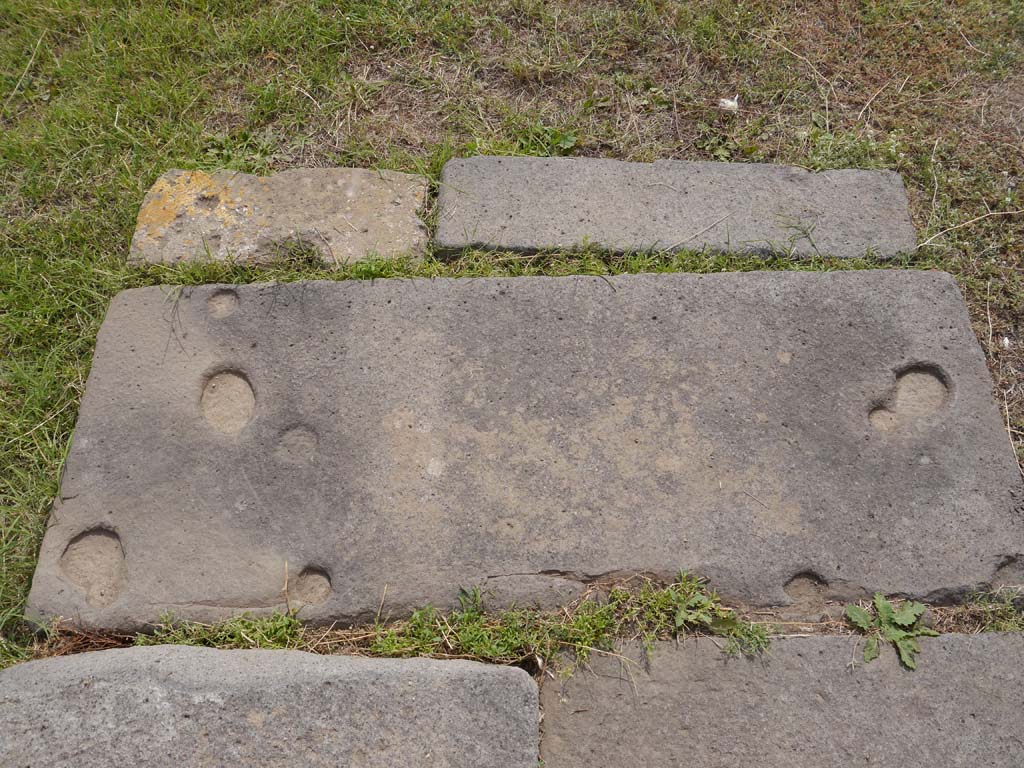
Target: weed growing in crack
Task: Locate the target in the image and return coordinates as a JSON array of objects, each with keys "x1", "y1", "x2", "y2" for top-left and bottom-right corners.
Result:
[
  {"x1": 2, "y1": 573, "x2": 770, "y2": 674},
  {"x1": 137, "y1": 611, "x2": 306, "y2": 650},
  {"x1": 845, "y1": 593, "x2": 939, "y2": 669},
  {"x1": 935, "y1": 587, "x2": 1024, "y2": 634},
  {"x1": 612, "y1": 572, "x2": 771, "y2": 657}
]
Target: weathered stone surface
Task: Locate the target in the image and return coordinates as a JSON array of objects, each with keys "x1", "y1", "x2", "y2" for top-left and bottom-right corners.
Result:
[
  {"x1": 130, "y1": 167, "x2": 428, "y2": 266},
  {"x1": 436, "y1": 156, "x2": 917, "y2": 258},
  {"x1": 0, "y1": 646, "x2": 538, "y2": 767},
  {"x1": 26, "y1": 271, "x2": 1023, "y2": 631},
  {"x1": 540, "y1": 634, "x2": 1024, "y2": 766}
]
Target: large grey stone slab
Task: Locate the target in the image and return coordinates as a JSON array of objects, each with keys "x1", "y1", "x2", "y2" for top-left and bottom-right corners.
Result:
[
  {"x1": 540, "y1": 634, "x2": 1024, "y2": 766},
  {"x1": 26, "y1": 271, "x2": 1023, "y2": 631},
  {"x1": 0, "y1": 646, "x2": 538, "y2": 767},
  {"x1": 130, "y1": 167, "x2": 428, "y2": 266},
  {"x1": 435, "y1": 156, "x2": 917, "y2": 258}
]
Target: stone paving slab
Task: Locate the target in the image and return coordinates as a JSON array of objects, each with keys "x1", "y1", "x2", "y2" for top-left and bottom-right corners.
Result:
[
  {"x1": 130, "y1": 167, "x2": 428, "y2": 266},
  {"x1": 540, "y1": 634, "x2": 1024, "y2": 766},
  {"x1": 0, "y1": 646, "x2": 538, "y2": 767},
  {"x1": 435, "y1": 156, "x2": 917, "y2": 258},
  {"x1": 27, "y1": 271, "x2": 1023, "y2": 631}
]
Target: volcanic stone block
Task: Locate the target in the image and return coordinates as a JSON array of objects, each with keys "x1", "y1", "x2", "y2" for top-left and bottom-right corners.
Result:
[
  {"x1": 540, "y1": 634, "x2": 1024, "y2": 766},
  {"x1": 0, "y1": 646, "x2": 538, "y2": 767},
  {"x1": 130, "y1": 167, "x2": 428, "y2": 266},
  {"x1": 435, "y1": 156, "x2": 917, "y2": 258},
  {"x1": 26, "y1": 271, "x2": 1024, "y2": 631}
]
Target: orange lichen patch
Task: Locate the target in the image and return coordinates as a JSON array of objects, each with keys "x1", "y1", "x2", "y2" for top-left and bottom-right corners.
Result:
[{"x1": 134, "y1": 170, "x2": 244, "y2": 240}]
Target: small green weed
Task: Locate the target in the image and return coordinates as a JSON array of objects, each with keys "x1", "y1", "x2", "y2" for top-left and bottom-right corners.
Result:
[
  {"x1": 612, "y1": 572, "x2": 770, "y2": 656},
  {"x1": 845, "y1": 593, "x2": 939, "y2": 669}
]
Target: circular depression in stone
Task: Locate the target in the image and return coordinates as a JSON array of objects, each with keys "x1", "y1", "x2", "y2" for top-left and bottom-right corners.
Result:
[
  {"x1": 870, "y1": 364, "x2": 949, "y2": 432},
  {"x1": 292, "y1": 567, "x2": 332, "y2": 605},
  {"x1": 207, "y1": 289, "x2": 239, "y2": 319},
  {"x1": 891, "y1": 366, "x2": 949, "y2": 417},
  {"x1": 59, "y1": 527, "x2": 126, "y2": 608},
  {"x1": 201, "y1": 371, "x2": 255, "y2": 433}
]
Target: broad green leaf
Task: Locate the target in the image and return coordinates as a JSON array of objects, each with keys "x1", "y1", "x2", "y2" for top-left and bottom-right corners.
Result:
[
  {"x1": 896, "y1": 638, "x2": 918, "y2": 669},
  {"x1": 891, "y1": 601, "x2": 926, "y2": 627},
  {"x1": 863, "y1": 636, "x2": 880, "y2": 662},
  {"x1": 673, "y1": 607, "x2": 688, "y2": 629},
  {"x1": 845, "y1": 604, "x2": 874, "y2": 631},
  {"x1": 915, "y1": 626, "x2": 940, "y2": 638},
  {"x1": 873, "y1": 593, "x2": 896, "y2": 624},
  {"x1": 881, "y1": 624, "x2": 909, "y2": 642}
]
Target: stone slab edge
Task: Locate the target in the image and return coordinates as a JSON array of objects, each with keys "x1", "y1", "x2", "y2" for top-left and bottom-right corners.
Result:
[
  {"x1": 129, "y1": 167, "x2": 429, "y2": 267},
  {"x1": 540, "y1": 633, "x2": 1024, "y2": 766},
  {"x1": 0, "y1": 646, "x2": 538, "y2": 767},
  {"x1": 24, "y1": 271, "x2": 1023, "y2": 633},
  {"x1": 435, "y1": 156, "x2": 917, "y2": 259}
]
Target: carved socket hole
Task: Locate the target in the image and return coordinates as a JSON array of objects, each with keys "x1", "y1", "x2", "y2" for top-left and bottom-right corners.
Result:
[
  {"x1": 201, "y1": 370, "x2": 255, "y2": 434},
  {"x1": 59, "y1": 528, "x2": 126, "y2": 608},
  {"x1": 870, "y1": 364, "x2": 949, "y2": 432},
  {"x1": 784, "y1": 572, "x2": 829, "y2": 607},
  {"x1": 292, "y1": 567, "x2": 331, "y2": 605},
  {"x1": 207, "y1": 288, "x2": 238, "y2": 318}
]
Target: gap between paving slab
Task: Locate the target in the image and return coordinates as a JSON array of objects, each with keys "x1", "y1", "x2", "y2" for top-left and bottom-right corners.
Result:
[
  {"x1": 25, "y1": 271, "x2": 1024, "y2": 632},
  {"x1": 0, "y1": 645, "x2": 538, "y2": 767},
  {"x1": 435, "y1": 156, "x2": 917, "y2": 258},
  {"x1": 130, "y1": 167, "x2": 429, "y2": 266},
  {"x1": 540, "y1": 634, "x2": 1024, "y2": 766}
]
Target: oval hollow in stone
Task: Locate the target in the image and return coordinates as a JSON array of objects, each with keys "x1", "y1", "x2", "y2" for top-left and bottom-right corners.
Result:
[
  {"x1": 890, "y1": 366, "x2": 948, "y2": 418},
  {"x1": 870, "y1": 364, "x2": 949, "y2": 432},
  {"x1": 783, "y1": 571, "x2": 829, "y2": 603},
  {"x1": 207, "y1": 289, "x2": 239, "y2": 319},
  {"x1": 59, "y1": 528, "x2": 126, "y2": 608},
  {"x1": 292, "y1": 567, "x2": 331, "y2": 605},
  {"x1": 201, "y1": 371, "x2": 255, "y2": 433}
]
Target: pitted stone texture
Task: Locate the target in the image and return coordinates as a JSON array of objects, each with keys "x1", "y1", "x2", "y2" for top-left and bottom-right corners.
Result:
[
  {"x1": 0, "y1": 646, "x2": 538, "y2": 768},
  {"x1": 130, "y1": 167, "x2": 428, "y2": 266},
  {"x1": 540, "y1": 634, "x2": 1024, "y2": 766},
  {"x1": 26, "y1": 272, "x2": 1023, "y2": 631},
  {"x1": 436, "y1": 156, "x2": 916, "y2": 258}
]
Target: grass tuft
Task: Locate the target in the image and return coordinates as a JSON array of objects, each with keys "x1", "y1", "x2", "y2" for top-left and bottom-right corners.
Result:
[
  {"x1": 137, "y1": 611, "x2": 307, "y2": 651},
  {"x1": 934, "y1": 588, "x2": 1024, "y2": 634},
  {"x1": 10, "y1": 573, "x2": 770, "y2": 672}
]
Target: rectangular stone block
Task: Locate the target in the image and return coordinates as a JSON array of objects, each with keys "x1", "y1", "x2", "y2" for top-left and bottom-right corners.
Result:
[
  {"x1": 26, "y1": 271, "x2": 1023, "y2": 631},
  {"x1": 435, "y1": 156, "x2": 917, "y2": 258},
  {"x1": 540, "y1": 634, "x2": 1024, "y2": 766},
  {"x1": 130, "y1": 167, "x2": 428, "y2": 266},
  {"x1": 0, "y1": 646, "x2": 538, "y2": 767}
]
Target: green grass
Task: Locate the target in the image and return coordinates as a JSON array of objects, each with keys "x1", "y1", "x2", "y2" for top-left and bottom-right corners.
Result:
[
  {"x1": 937, "y1": 588, "x2": 1024, "y2": 633},
  {"x1": 2, "y1": 1, "x2": 1023, "y2": 668},
  {"x1": 135, "y1": 572, "x2": 770, "y2": 669},
  {"x1": 137, "y1": 611, "x2": 308, "y2": 651}
]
